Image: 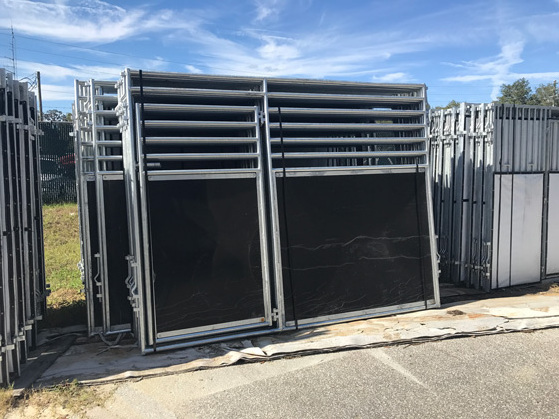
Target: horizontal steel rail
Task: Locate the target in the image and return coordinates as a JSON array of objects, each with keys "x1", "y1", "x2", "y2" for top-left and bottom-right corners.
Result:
[
  {"x1": 145, "y1": 136, "x2": 257, "y2": 145},
  {"x1": 270, "y1": 150, "x2": 426, "y2": 159},
  {"x1": 146, "y1": 152, "x2": 259, "y2": 161},
  {"x1": 143, "y1": 120, "x2": 257, "y2": 129},
  {"x1": 269, "y1": 137, "x2": 426, "y2": 145}
]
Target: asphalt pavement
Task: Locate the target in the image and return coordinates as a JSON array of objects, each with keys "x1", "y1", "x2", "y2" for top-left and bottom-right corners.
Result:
[{"x1": 87, "y1": 327, "x2": 559, "y2": 418}]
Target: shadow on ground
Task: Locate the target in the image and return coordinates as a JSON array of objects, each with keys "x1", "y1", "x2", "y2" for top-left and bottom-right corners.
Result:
[{"x1": 41, "y1": 300, "x2": 87, "y2": 329}]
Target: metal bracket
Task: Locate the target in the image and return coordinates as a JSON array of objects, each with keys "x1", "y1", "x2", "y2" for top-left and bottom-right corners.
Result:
[
  {"x1": 125, "y1": 255, "x2": 141, "y2": 312},
  {"x1": 94, "y1": 253, "x2": 103, "y2": 301},
  {"x1": 271, "y1": 308, "x2": 280, "y2": 321},
  {"x1": 258, "y1": 110, "x2": 266, "y2": 125}
]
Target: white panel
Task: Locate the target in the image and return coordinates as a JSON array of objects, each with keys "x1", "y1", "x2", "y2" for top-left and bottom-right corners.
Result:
[
  {"x1": 492, "y1": 175, "x2": 512, "y2": 288},
  {"x1": 510, "y1": 174, "x2": 543, "y2": 285},
  {"x1": 547, "y1": 174, "x2": 559, "y2": 275}
]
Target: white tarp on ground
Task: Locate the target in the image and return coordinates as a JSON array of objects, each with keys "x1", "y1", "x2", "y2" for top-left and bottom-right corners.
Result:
[{"x1": 32, "y1": 294, "x2": 559, "y2": 386}]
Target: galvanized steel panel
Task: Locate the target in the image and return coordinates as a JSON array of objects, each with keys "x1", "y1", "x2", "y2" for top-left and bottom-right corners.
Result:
[
  {"x1": 550, "y1": 121, "x2": 559, "y2": 172},
  {"x1": 547, "y1": 173, "x2": 559, "y2": 275},
  {"x1": 492, "y1": 174, "x2": 513, "y2": 288},
  {"x1": 0, "y1": 68, "x2": 45, "y2": 385},
  {"x1": 491, "y1": 174, "x2": 543, "y2": 288},
  {"x1": 431, "y1": 103, "x2": 557, "y2": 290},
  {"x1": 68, "y1": 69, "x2": 440, "y2": 352},
  {"x1": 510, "y1": 174, "x2": 544, "y2": 285}
]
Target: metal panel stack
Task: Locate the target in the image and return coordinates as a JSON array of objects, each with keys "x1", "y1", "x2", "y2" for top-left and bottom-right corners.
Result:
[
  {"x1": 0, "y1": 68, "x2": 46, "y2": 385},
  {"x1": 73, "y1": 80, "x2": 131, "y2": 338},
  {"x1": 75, "y1": 69, "x2": 440, "y2": 353},
  {"x1": 430, "y1": 103, "x2": 559, "y2": 290}
]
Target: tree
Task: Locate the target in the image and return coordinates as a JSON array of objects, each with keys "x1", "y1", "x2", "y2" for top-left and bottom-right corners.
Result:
[
  {"x1": 42, "y1": 109, "x2": 72, "y2": 122},
  {"x1": 530, "y1": 81, "x2": 559, "y2": 106},
  {"x1": 496, "y1": 79, "x2": 559, "y2": 106},
  {"x1": 443, "y1": 100, "x2": 461, "y2": 109},
  {"x1": 496, "y1": 78, "x2": 532, "y2": 104},
  {"x1": 432, "y1": 100, "x2": 461, "y2": 111}
]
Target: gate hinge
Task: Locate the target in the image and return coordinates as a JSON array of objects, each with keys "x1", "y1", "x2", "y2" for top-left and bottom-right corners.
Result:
[{"x1": 271, "y1": 308, "x2": 280, "y2": 321}]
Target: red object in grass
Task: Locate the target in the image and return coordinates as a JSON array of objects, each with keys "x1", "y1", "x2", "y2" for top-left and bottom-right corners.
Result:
[{"x1": 59, "y1": 154, "x2": 75, "y2": 166}]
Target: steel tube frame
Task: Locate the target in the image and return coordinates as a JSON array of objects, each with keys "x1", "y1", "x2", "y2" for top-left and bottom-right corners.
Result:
[
  {"x1": 76, "y1": 69, "x2": 442, "y2": 353},
  {"x1": 0, "y1": 68, "x2": 45, "y2": 385}
]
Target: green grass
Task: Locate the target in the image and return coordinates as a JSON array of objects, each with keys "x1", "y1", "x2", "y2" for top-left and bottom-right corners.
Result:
[{"x1": 42, "y1": 203, "x2": 86, "y2": 327}]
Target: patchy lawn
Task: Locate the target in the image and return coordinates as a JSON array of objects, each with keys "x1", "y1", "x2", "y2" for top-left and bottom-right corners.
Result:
[
  {"x1": 42, "y1": 203, "x2": 86, "y2": 327},
  {"x1": 4, "y1": 381, "x2": 111, "y2": 419}
]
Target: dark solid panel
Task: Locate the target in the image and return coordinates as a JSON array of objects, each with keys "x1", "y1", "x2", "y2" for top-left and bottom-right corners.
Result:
[
  {"x1": 86, "y1": 181, "x2": 103, "y2": 328},
  {"x1": 278, "y1": 172, "x2": 434, "y2": 322},
  {"x1": 103, "y1": 180, "x2": 132, "y2": 327},
  {"x1": 148, "y1": 178, "x2": 265, "y2": 334}
]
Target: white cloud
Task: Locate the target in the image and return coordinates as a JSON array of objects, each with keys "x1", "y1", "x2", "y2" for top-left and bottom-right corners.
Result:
[
  {"x1": 441, "y1": 30, "x2": 526, "y2": 99},
  {"x1": 514, "y1": 71, "x2": 559, "y2": 80},
  {"x1": 17, "y1": 60, "x2": 123, "y2": 81},
  {"x1": 257, "y1": 37, "x2": 300, "y2": 60},
  {"x1": 372, "y1": 72, "x2": 414, "y2": 83},
  {"x1": 17, "y1": 59, "x2": 166, "y2": 102},
  {"x1": 177, "y1": 25, "x2": 433, "y2": 79},
  {"x1": 39, "y1": 83, "x2": 75, "y2": 101},
  {"x1": 0, "y1": 0, "x2": 200, "y2": 43},
  {"x1": 253, "y1": 0, "x2": 284, "y2": 22},
  {"x1": 524, "y1": 12, "x2": 559, "y2": 42},
  {"x1": 185, "y1": 65, "x2": 203, "y2": 74}
]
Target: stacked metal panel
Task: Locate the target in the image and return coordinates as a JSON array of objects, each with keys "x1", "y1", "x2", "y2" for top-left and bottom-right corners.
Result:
[
  {"x1": 73, "y1": 80, "x2": 132, "y2": 337},
  {"x1": 264, "y1": 78, "x2": 439, "y2": 328},
  {"x1": 75, "y1": 69, "x2": 439, "y2": 352},
  {"x1": 430, "y1": 103, "x2": 559, "y2": 290},
  {"x1": 0, "y1": 68, "x2": 46, "y2": 385}
]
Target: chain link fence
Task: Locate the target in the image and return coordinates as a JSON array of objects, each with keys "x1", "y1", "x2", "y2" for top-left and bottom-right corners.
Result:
[{"x1": 39, "y1": 121, "x2": 77, "y2": 204}]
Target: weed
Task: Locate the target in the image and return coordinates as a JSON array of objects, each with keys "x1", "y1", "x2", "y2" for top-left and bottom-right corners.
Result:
[
  {"x1": 0, "y1": 386, "x2": 14, "y2": 418},
  {"x1": 5, "y1": 380, "x2": 112, "y2": 418}
]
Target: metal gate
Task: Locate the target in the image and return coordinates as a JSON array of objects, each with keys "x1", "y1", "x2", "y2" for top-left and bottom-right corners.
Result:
[
  {"x1": 75, "y1": 70, "x2": 440, "y2": 352},
  {"x1": 114, "y1": 70, "x2": 276, "y2": 352},
  {"x1": 74, "y1": 80, "x2": 131, "y2": 336},
  {"x1": 264, "y1": 78, "x2": 438, "y2": 328}
]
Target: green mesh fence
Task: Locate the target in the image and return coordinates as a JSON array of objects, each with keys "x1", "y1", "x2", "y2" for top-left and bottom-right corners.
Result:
[{"x1": 39, "y1": 121, "x2": 76, "y2": 204}]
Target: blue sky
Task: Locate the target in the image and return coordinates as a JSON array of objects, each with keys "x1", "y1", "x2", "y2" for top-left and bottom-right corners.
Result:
[{"x1": 1, "y1": 0, "x2": 558, "y2": 113}]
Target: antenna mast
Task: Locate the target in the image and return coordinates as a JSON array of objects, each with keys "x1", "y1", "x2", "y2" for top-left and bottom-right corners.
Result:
[{"x1": 10, "y1": 24, "x2": 17, "y2": 78}]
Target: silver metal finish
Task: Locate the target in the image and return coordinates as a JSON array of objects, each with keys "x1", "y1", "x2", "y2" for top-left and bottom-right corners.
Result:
[
  {"x1": 75, "y1": 69, "x2": 440, "y2": 353},
  {"x1": 286, "y1": 300, "x2": 437, "y2": 328},
  {"x1": 0, "y1": 68, "x2": 46, "y2": 385},
  {"x1": 492, "y1": 174, "x2": 544, "y2": 288},
  {"x1": 263, "y1": 77, "x2": 438, "y2": 328},
  {"x1": 73, "y1": 78, "x2": 131, "y2": 336},
  {"x1": 430, "y1": 103, "x2": 559, "y2": 290},
  {"x1": 121, "y1": 71, "x2": 275, "y2": 352},
  {"x1": 546, "y1": 173, "x2": 559, "y2": 276}
]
